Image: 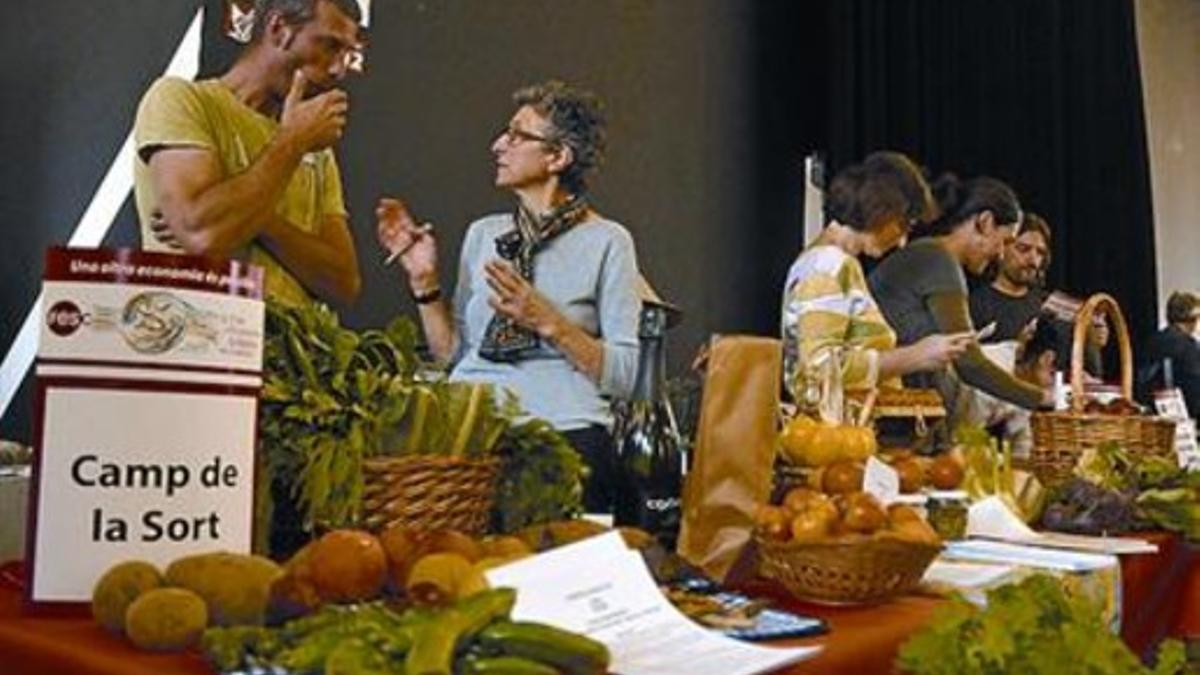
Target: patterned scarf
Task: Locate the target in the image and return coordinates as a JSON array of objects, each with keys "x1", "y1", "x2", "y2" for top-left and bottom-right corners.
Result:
[{"x1": 478, "y1": 194, "x2": 590, "y2": 362}]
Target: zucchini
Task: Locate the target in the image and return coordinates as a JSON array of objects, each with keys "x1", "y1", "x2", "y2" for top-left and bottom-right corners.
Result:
[
  {"x1": 406, "y1": 609, "x2": 464, "y2": 675},
  {"x1": 460, "y1": 655, "x2": 561, "y2": 675},
  {"x1": 477, "y1": 621, "x2": 609, "y2": 675}
]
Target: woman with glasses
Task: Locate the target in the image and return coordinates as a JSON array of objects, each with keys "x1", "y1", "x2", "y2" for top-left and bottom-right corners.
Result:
[
  {"x1": 869, "y1": 174, "x2": 1053, "y2": 413},
  {"x1": 781, "y1": 151, "x2": 973, "y2": 402},
  {"x1": 376, "y1": 80, "x2": 640, "y2": 514}
]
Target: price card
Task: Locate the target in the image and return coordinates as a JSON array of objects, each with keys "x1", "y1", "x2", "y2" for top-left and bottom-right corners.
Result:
[{"x1": 863, "y1": 456, "x2": 900, "y2": 505}]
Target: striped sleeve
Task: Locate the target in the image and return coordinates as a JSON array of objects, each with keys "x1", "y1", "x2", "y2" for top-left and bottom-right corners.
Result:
[{"x1": 783, "y1": 252, "x2": 884, "y2": 392}]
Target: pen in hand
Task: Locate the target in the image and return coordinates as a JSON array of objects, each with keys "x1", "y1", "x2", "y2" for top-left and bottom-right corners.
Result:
[{"x1": 383, "y1": 222, "x2": 434, "y2": 266}]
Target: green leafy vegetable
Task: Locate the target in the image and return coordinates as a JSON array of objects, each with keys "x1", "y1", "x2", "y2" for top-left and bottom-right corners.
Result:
[
  {"x1": 259, "y1": 301, "x2": 585, "y2": 547},
  {"x1": 896, "y1": 575, "x2": 1185, "y2": 675},
  {"x1": 491, "y1": 420, "x2": 587, "y2": 533}
]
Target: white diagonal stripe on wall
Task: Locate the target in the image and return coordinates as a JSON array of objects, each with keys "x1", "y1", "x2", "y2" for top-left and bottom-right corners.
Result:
[{"x1": 0, "y1": 8, "x2": 204, "y2": 422}]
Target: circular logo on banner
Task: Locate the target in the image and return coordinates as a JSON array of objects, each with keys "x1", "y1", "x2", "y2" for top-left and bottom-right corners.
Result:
[
  {"x1": 121, "y1": 292, "x2": 190, "y2": 354},
  {"x1": 46, "y1": 301, "x2": 87, "y2": 337}
]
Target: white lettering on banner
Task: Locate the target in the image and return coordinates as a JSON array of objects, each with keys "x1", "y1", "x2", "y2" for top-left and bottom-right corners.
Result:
[{"x1": 32, "y1": 388, "x2": 256, "y2": 602}]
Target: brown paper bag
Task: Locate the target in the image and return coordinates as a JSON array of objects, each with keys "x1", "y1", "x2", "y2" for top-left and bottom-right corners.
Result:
[{"x1": 677, "y1": 335, "x2": 781, "y2": 582}]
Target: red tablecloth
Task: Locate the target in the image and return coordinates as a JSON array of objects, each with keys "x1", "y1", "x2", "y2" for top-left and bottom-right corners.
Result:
[
  {"x1": 0, "y1": 533, "x2": 1195, "y2": 675},
  {"x1": 1119, "y1": 531, "x2": 1200, "y2": 658}
]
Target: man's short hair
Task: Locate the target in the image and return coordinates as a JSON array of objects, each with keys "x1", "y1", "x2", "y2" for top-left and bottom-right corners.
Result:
[
  {"x1": 251, "y1": 0, "x2": 362, "y2": 42},
  {"x1": 1167, "y1": 291, "x2": 1199, "y2": 324}
]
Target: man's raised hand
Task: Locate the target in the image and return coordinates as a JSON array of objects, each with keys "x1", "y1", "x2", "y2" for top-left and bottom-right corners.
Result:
[{"x1": 280, "y1": 70, "x2": 348, "y2": 152}]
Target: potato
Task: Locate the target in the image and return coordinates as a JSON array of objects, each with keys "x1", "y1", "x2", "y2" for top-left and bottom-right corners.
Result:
[
  {"x1": 124, "y1": 588, "x2": 208, "y2": 652},
  {"x1": 165, "y1": 551, "x2": 282, "y2": 626},
  {"x1": 91, "y1": 560, "x2": 163, "y2": 634}
]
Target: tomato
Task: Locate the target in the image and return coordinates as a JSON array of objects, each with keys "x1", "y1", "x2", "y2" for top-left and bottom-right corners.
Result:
[
  {"x1": 928, "y1": 455, "x2": 965, "y2": 490},
  {"x1": 895, "y1": 458, "x2": 925, "y2": 493}
]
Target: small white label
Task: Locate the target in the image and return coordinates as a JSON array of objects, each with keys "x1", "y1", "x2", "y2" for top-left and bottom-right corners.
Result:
[
  {"x1": 1175, "y1": 419, "x2": 1199, "y2": 471},
  {"x1": 1154, "y1": 388, "x2": 1190, "y2": 421},
  {"x1": 1053, "y1": 371, "x2": 1068, "y2": 411},
  {"x1": 863, "y1": 456, "x2": 900, "y2": 505}
]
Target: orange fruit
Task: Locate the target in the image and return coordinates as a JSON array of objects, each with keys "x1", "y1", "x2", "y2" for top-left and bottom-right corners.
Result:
[
  {"x1": 888, "y1": 517, "x2": 941, "y2": 545},
  {"x1": 779, "y1": 416, "x2": 820, "y2": 463},
  {"x1": 928, "y1": 455, "x2": 965, "y2": 490},
  {"x1": 790, "y1": 510, "x2": 832, "y2": 543},
  {"x1": 309, "y1": 529, "x2": 388, "y2": 603},
  {"x1": 842, "y1": 427, "x2": 878, "y2": 461},
  {"x1": 841, "y1": 493, "x2": 887, "y2": 534},
  {"x1": 754, "y1": 505, "x2": 791, "y2": 541},
  {"x1": 822, "y1": 460, "x2": 865, "y2": 495},
  {"x1": 886, "y1": 503, "x2": 924, "y2": 527},
  {"x1": 782, "y1": 487, "x2": 823, "y2": 514},
  {"x1": 479, "y1": 535, "x2": 533, "y2": 560},
  {"x1": 894, "y1": 458, "x2": 925, "y2": 494},
  {"x1": 424, "y1": 530, "x2": 483, "y2": 563}
]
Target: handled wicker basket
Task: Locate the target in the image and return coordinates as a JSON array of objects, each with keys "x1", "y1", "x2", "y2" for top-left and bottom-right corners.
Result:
[
  {"x1": 360, "y1": 455, "x2": 499, "y2": 534},
  {"x1": 756, "y1": 533, "x2": 942, "y2": 605},
  {"x1": 1027, "y1": 293, "x2": 1175, "y2": 487}
]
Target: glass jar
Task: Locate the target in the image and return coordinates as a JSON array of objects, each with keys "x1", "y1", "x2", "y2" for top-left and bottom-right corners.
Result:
[{"x1": 926, "y1": 495, "x2": 969, "y2": 540}]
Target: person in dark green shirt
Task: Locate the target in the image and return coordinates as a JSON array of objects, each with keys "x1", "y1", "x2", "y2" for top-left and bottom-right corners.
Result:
[
  {"x1": 870, "y1": 175, "x2": 1052, "y2": 414},
  {"x1": 969, "y1": 212, "x2": 1051, "y2": 342}
]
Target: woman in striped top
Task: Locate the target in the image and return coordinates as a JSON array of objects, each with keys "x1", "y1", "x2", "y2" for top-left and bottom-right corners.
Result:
[{"x1": 781, "y1": 152, "x2": 973, "y2": 401}]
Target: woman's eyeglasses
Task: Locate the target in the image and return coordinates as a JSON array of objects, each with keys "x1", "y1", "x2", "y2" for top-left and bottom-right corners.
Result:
[{"x1": 497, "y1": 126, "x2": 559, "y2": 147}]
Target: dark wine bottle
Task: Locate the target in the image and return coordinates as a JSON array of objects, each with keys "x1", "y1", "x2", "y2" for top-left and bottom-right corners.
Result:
[{"x1": 612, "y1": 303, "x2": 684, "y2": 550}]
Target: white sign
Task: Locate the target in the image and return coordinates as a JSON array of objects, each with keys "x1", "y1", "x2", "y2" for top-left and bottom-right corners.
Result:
[
  {"x1": 486, "y1": 532, "x2": 820, "y2": 675},
  {"x1": 28, "y1": 248, "x2": 263, "y2": 604},
  {"x1": 32, "y1": 388, "x2": 257, "y2": 601},
  {"x1": 1175, "y1": 419, "x2": 1199, "y2": 471},
  {"x1": 1152, "y1": 389, "x2": 1199, "y2": 470},
  {"x1": 862, "y1": 456, "x2": 900, "y2": 505}
]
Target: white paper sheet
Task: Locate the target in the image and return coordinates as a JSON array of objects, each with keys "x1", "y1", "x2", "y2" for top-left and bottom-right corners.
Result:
[
  {"x1": 922, "y1": 560, "x2": 1016, "y2": 589},
  {"x1": 942, "y1": 539, "x2": 1118, "y2": 572},
  {"x1": 967, "y1": 496, "x2": 1157, "y2": 555},
  {"x1": 486, "y1": 532, "x2": 821, "y2": 675}
]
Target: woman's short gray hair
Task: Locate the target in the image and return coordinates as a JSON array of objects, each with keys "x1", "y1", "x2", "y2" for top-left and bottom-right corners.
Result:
[{"x1": 513, "y1": 80, "x2": 607, "y2": 195}]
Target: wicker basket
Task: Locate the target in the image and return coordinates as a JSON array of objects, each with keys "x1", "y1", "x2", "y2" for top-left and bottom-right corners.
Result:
[
  {"x1": 756, "y1": 533, "x2": 941, "y2": 605},
  {"x1": 848, "y1": 388, "x2": 946, "y2": 453},
  {"x1": 1028, "y1": 293, "x2": 1175, "y2": 487},
  {"x1": 360, "y1": 456, "x2": 499, "y2": 533},
  {"x1": 849, "y1": 388, "x2": 946, "y2": 420}
]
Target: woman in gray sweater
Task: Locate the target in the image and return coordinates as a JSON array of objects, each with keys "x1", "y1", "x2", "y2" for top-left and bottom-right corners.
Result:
[
  {"x1": 869, "y1": 174, "x2": 1052, "y2": 414},
  {"x1": 376, "y1": 81, "x2": 640, "y2": 513}
]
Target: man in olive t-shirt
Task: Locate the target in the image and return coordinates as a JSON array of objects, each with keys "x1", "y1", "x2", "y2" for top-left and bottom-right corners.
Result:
[{"x1": 133, "y1": 0, "x2": 363, "y2": 307}]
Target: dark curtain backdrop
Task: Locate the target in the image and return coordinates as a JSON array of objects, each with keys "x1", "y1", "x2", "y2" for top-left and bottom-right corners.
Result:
[
  {"x1": 822, "y1": 0, "x2": 1159, "y2": 356},
  {"x1": 0, "y1": 1, "x2": 1158, "y2": 440}
]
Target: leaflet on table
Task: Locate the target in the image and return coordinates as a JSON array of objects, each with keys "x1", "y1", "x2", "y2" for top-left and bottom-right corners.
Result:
[
  {"x1": 921, "y1": 560, "x2": 1018, "y2": 606},
  {"x1": 966, "y1": 496, "x2": 1157, "y2": 555},
  {"x1": 943, "y1": 539, "x2": 1117, "y2": 572},
  {"x1": 922, "y1": 560, "x2": 1017, "y2": 589},
  {"x1": 485, "y1": 532, "x2": 820, "y2": 675}
]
